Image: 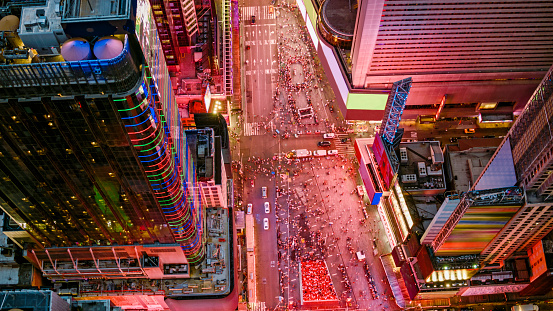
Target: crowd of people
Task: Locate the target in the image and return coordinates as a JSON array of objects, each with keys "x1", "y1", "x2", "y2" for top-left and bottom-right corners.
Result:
[
  {"x1": 268, "y1": 5, "x2": 330, "y2": 135},
  {"x1": 234, "y1": 2, "x2": 397, "y2": 310},
  {"x1": 277, "y1": 47, "x2": 320, "y2": 126},
  {"x1": 363, "y1": 262, "x2": 379, "y2": 299},
  {"x1": 300, "y1": 260, "x2": 339, "y2": 302}
]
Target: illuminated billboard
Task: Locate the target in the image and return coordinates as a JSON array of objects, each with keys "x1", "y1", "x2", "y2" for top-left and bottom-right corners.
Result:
[
  {"x1": 372, "y1": 135, "x2": 394, "y2": 188},
  {"x1": 436, "y1": 204, "x2": 521, "y2": 256}
]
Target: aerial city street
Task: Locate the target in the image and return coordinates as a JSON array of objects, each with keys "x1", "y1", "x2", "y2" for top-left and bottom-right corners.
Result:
[
  {"x1": 237, "y1": 1, "x2": 398, "y2": 309},
  {"x1": 233, "y1": 0, "x2": 553, "y2": 310},
  {"x1": 1, "y1": 0, "x2": 553, "y2": 310}
]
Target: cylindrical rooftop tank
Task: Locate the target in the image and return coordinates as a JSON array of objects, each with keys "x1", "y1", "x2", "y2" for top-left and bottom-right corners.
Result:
[
  {"x1": 93, "y1": 36, "x2": 123, "y2": 60},
  {"x1": 0, "y1": 15, "x2": 22, "y2": 48},
  {"x1": 0, "y1": 15, "x2": 19, "y2": 32},
  {"x1": 61, "y1": 38, "x2": 92, "y2": 61}
]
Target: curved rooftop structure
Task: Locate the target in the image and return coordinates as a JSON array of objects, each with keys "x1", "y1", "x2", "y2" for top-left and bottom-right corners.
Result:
[{"x1": 318, "y1": 0, "x2": 357, "y2": 48}]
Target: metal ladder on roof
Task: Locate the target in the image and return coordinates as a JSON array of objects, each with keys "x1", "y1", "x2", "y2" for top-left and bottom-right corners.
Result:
[{"x1": 222, "y1": 0, "x2": 233, "y2": 96}]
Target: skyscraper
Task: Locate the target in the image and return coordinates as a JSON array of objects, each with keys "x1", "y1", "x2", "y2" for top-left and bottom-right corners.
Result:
[
  {"x1": 429, "y1": 65, "x2": 553, "y2": 269},
  {"x1": 0, "y1": 1, "x2": 236, "y2": 306},
  {"x1": 296, "y1": 0, "x2": 553, "y2": 120},
  {"x1": 0, "y1": 0, "x2": 205, "y2": 263}
]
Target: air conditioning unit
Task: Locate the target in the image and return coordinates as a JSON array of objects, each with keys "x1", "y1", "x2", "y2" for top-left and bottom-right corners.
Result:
[
  {"x1": 402, "y1": 174, "x2": 417, "y2": 183},
  {"x1": 400, "y1": 147, "x2": 408, "y2": 164},
  {"x1": 418, "y1": 162, "x2": 427, "y2": 177}
]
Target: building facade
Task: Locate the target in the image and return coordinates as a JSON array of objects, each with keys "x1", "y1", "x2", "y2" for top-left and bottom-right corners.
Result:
[
  {"x1": 431, "y1": 65, "x2": 553, "y2": 268},
  {"x1": 296, "y1": 0, "x2": 553, "y2": 120},
  {"x1": 0, "y1": 0, "x2": 236, "y2": 307}
]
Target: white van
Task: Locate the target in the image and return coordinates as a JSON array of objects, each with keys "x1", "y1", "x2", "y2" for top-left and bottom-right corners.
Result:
[
  {"x1": 261, "y1": 187, "x2": 267, "y2": 198},
  {"x1": 313, "y1": 150, "x2": 327, "y2": 157},
  {"x1": 247, "y1": 203, "x2": 252, "y2": 215}
]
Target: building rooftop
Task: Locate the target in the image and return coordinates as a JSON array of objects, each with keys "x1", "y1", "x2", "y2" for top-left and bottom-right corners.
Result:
[
  {"x1": 0, "y1": 290, "x2": 69, "y2": 311},
  {"x1": 185, "y1": 128, "x2": 215, "y2": 180},
  {"x1": 397, "y1": 141, "x2": 446, "y2": 194},
  {"x1": 320, "y1": 0, "x2": 356, "y2": 37},
  {"x1": 444, "y1": 139, "x2": 502, "y2": 192},
  {"x1": 61, "y1": 0, "x2": 131, "y2": 21},
  {"x1": 76, "y1": 299, "x2": 112, "y2": 311}
]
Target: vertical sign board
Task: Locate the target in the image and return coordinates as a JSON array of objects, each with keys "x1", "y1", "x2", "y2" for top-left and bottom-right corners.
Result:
[
  {"x1": 528, "y1": 241, "x2": 547, "y2": 282},
  {"x1": 372, "y1": 135, "x2": 394, "y2": 189},
  {"x1": 434, "y1": 94, "x2": 447, "y2": 121},
  {"x1": 358, "y1": 142, "x2": 384, "y2": 205}
]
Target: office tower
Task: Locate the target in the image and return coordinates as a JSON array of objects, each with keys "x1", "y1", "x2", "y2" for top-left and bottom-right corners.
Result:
[
  {"x1": 428, "y1": 65, "x2": 553, "y2": 271},
  {"x1": 0, "y1": 2, "x2": 239, "y2": 307},
  {"x1": 0, "y1": 0, "x2": 206, "y2": 264},
  {"x1": 296, "y1": 0, "x2": 553, "y2": 120},
  {"x1": 476, "y1": 66, "x2": 553, "y2": 268}
]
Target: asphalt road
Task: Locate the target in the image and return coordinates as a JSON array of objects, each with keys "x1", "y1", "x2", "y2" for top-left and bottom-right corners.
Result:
[
  {"x1": 240, "y1": 0, "x2": 283, "y2": 306},
  {"x1": 242, "y1": 2, "x2": 277, "y2": 124},
  {"x1": 246, "y1": 172, "x2": 280, "y2": 308},
  {"x1": 238, "y1": 0, "x2": 399, "y2": 310}
]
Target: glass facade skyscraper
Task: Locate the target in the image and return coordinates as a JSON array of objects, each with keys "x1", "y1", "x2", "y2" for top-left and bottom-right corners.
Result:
[{"x1": 0, "y1": 0, "x2": 204, "y2": 265}]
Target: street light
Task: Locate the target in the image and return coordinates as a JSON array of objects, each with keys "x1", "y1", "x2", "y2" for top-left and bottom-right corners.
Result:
[{"x1": 213, "y1": 100, "x2": 222, "y2": 114}]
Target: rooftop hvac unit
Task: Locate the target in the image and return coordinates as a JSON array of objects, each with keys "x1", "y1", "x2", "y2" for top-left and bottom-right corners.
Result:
[
  {"x1": 400, "y1": 147, "x2": 408, "y2": 164},
  {"x1": 418, "y1": 162, "x2": 427, "y2": 177},
  {"x1": 402, "y1": 174, "x2": 417, "y2": 183}
]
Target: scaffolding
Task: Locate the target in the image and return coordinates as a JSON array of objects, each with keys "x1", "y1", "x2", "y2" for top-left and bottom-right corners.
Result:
[{"x1": 379, "y1": 77, "x2": 412, "y2": 144}]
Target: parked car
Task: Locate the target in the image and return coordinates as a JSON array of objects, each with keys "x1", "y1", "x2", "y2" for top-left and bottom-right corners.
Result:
[
  {"x1": 328, "y1": 150, "x2": 338, "y2": 155},
  {"x1": 318, "y1": 141, "x2": 331, "y2": 147},
  {"x1": 323, "y1": 133, "x2": 335, "y2": 139},
  {"x1": 264, "y1": 202, "x2": 270, "y2": 214},
  {"x1": 263, "y1": 218, "x2": 269, "y2": 230}
]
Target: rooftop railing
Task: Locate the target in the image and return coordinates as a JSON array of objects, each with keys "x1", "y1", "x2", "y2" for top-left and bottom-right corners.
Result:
[{"x1": 0, "y1": 35, "x2": 142, "y2": 99}]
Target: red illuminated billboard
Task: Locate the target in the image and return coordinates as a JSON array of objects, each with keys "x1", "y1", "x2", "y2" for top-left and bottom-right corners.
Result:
[{"x1": 372, "y1": 135, "x2": 394, "y2": 188}]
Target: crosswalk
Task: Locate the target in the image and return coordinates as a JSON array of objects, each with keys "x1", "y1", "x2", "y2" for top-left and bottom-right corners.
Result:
[
  {"x1": 241, "y1": 6, "x2": 275, "y2": 21},
  {"x1": 245, "y1": 69, "x2": 278, "y2": 75},
  {"x1": 244, "y1": 39, "x2": 277, "y2": 46},
  {"x1": 244, "y1": 122, "x2": 265, "y2": 136},
  {"x1": 249, "y1": 302, "x2": 266, "y2": 311},
  {"x1": 331, "y1": 133, "x2": 355, "y2": 155}
]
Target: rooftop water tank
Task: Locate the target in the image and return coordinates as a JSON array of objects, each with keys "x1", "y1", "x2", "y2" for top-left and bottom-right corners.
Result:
[
  {"x1": 0, "y1": 15, "x2": 22, "y2": 48},
  {"x1": 93, "y1": 36, "x2": 123, "y2": 60},
  {"x1": 0, "y1": 15, "x2": 19, "y2": 32},
  {"x1": 61, "y1": 38, "x2": 91, "y2": 61}
]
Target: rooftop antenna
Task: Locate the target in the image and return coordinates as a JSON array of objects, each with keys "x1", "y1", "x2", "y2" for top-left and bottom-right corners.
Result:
[{"x1": 86, "y1": 0, "x2": 94, "y2": 13}]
